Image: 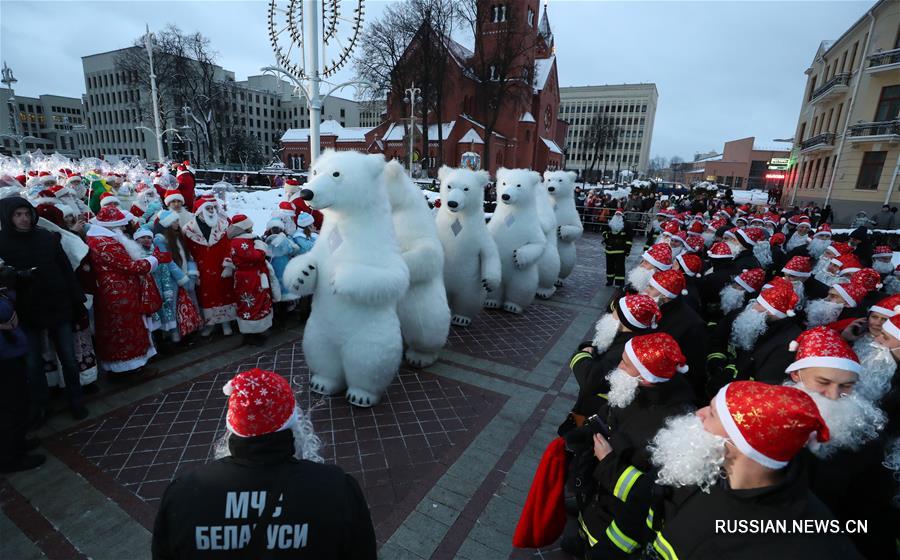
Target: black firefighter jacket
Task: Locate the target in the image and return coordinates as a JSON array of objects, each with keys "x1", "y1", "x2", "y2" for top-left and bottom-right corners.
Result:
[
  {"x1": 151, "y1": 430, "x2": 376, "y2": 560},
  {"x1": 657, "y1": 298, "x2": 707, "y2": 403},
  {"x1": 570, "y1": 331, "x2": 638, "y2": 417}
]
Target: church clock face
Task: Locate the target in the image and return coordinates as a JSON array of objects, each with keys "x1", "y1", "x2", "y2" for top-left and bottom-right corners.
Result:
[{"x1": 544, "y1": 105, "x2": 552, "y2": 132}]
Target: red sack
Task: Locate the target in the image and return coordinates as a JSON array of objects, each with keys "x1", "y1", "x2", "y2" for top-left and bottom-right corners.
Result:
[
  {"x1": 176, "y1": 287, "x2": 203, "y2": 337},
  {"x1": 512, "y1": 437, "x2": 568, "y2": 549},
  {"x1": 139, "y1": 274, "x2": 163, "y2": 315}
]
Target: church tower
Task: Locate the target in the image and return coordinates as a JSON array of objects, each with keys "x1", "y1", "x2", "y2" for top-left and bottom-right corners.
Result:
[{"x1": 474, "y1": 0, "x2": 543, "y2": 64}]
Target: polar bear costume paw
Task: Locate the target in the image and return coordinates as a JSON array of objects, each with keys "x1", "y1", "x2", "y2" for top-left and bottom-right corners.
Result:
[
  {"x1": 536, "y1": 287, "x2": 556, "y2": 299},
  {"x1": 554, "y1": 279, "x2": 564, "y2": 288},
  {"x1": 346, "y1": 387, "x2": 379, "y2": 408},
  {"x1": 484, "y1": 298, "x2": 501, "y2": 309},
  {"x1": 451, "y1": 314, "x2": 472, "y2": 327},
  {"x1": 405, "y1": 349, "x2": 438, "y2": 369},
  {"x1": 309, "y1": 374, "x2": 345, "y2": 396},
  {"x1": 502, "y1": 302, "x2": 523, "y2": 314}
]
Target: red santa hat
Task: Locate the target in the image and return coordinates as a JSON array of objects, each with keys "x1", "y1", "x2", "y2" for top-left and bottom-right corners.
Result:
[
  {"x1": 91, "y1": 205, "x2": 130, "y2": 228},
  {"x1": 707, "y1": 241, "x2": 734, "y2": 260},
  {"x1": 613, "y1": 210, "x2": 624, "y2": 217},
  {"x1": 709, "y1": 218, "x2": 727, "y2": 231},
  {"x1": 285, "y1": 178, "x2": 300, "y2": 188},
  {"x1": 613, "y1": 294, "x2": 661, "y2": 331},
  {"x1": 277, "y1": 201, "x2": 296, "y2": 217},
  {"x1": 833, "y1": 280, "x2": 869, "y2": 308},
  {"x1": 676, "y1": 253, "x2": 703, "y2": 277},
  {"x1": 714, "y1": 381, "x2": 829, "y2": 469},
  {"x1": 850, "y1": 268, "x2": 882, "y2": 292},
  {"x1": 734, "y1": 268, "x2": 766, "y2": 294},
  {"x1": 193, "y1": 196, "x2": 217, "y2": 214},
  {"x1": 736, "y1": 227, "x2": 765, "y2": 248},
  {"x1": 756, "y1": 283, "x2": 799, "y2": 318},
  {"x1": 687, "y1": 221, "x2": 704, "y2": 236},
  {"x1": 872, "y1": 245, "x2": 892, "y2": 259},
  {"x1": 229, "y1": 214, "x2": 253, "y2": 232},
  {"x1": 870, "y1": 294, "x2": 900, "y2": 318},
  {"x1": 49, "y1": 184, "x2": 75, "y2": 198},
  {"x1": 882, "y1": 314, "x2": 900, "y2": 341},
  {"x1": 813, "y1": 224, "x2": 832, "y2": 238},
  {"x1": 825, "y1": 242, "x2": 852, "y2": 258},
  {"x1": 222, "y1": 369, "x2": 297, "y2": 438},
  {"x1": 782, "y1": 256, "x2": 812, "y2": 279},
  {"x1": 769, "y1": 232, "x2": 786, "y2": 247},
  {"x1": 762, "y1": 276, "x2": 795, "y2": 293},
  {"x1": 831, "y1": 253, "x2": 862, "y2": 276},
  {"x1": 737, "y1": 204, "x2": 751, "y2": 216},
  {"x1": 785, "y1": 326, "x2": 861, "y2": 376},
  {"x1": 64, "y1": 174, "x2": 82, "y2": 187},
  {"x1": 35, "y1": 203, "x2": 65, "y2": 228},
  {"x1": 163, "y1": 189, "x2": 184, "y2": 205},
  {"x1": 99, "y1": 192, "x2": 121, "y2": 207},
  {"x1": 685, "y1": 236, "x2": 705, "y2": 254},
  {"x1": 649, "y1": 269, "x2": 687, "y2": 299},
  {"x1": 660, "y1": 220, "x2": 680, "y2": 235},
  {"x1": 642, "y1": 243, "x2": 673, "y2": 271},
  {"x1": 624, "y1": 333, "x2": 689, "y2": 383},
  {"x1": 176, "y1": 165, "x2": 191, "y2": 177}
]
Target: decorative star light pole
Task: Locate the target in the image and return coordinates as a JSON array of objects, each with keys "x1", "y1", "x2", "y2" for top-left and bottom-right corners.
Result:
[
  {"x1": 265, "y1": 0, "x2": 367, "y2": 166},
  {"x1": 143, "y1": 25, "x2": 166, "y2": 163}
]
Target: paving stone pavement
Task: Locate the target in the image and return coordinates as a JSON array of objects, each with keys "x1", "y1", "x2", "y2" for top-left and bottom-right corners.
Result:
[{"x1": 0, "y1": 233, "x2": 630, "y2": 560}]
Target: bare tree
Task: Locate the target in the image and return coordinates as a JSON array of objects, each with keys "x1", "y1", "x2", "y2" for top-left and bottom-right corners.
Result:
[
  {"x1": 223, "y1": 129, "x2": 264, "y2": 169},
  {"x1": 583, "y1": 113, "x2": 621, "y2": 182},
  {"x1": 647, "y1": 156, "x2": 669, "y2": 177}
]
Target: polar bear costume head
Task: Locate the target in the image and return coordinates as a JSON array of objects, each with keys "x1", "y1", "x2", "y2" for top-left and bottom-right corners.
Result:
[
  {"x1": 437, "y1": 165, "x2": 490, "y2": 214},
  {"x1": 299, "y1": 150, "x2": 387, "y2": 212},
  {"x1": 542, "y1": 170, "x2": 577, "y2": 201},
  {"x1": 384, "y1": 159, "x2": 424, "y2": 212},
  {"x1": 496, "y1": 167, "x2": 542, "y2": 207}
]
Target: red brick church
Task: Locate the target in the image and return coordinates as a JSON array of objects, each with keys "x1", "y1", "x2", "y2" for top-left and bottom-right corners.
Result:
[{"x1": 281, "y1": 1, "x2": 567, "y2": 176}]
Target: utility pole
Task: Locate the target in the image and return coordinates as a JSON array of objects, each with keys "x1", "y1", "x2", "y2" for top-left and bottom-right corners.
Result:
[
  {"x1": 144, "y1": 25, "x2": 165, "y2": 162},
  {"x1": 404, "y1": 82, "x2": 422, "y2": 175}
]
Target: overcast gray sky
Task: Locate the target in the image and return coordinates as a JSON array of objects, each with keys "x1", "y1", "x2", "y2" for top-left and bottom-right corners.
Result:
[{"x1": 0, "y1": 0, "x2": 872, "y2": 159}]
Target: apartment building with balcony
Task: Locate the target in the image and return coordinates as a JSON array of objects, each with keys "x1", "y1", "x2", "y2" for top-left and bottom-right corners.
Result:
[{"x1": 783, "y1": 0, "x2": 900, "y2": 222}]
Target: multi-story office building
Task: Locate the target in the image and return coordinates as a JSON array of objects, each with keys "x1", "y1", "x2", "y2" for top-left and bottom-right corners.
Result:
[
  {"x1": 559, "y1": 84, "x2": 658, "y2": 177},
  {"x1": 782, "y1": 0, "x2": 899, "y2": 222},
  {"x1": 79, "y1": 47, "x2": 363, "y2": 164},
  {"x1": 358, "y1": 100, "x2": 386, "y2": 128},
  {"x1": 1, "y1": 85, "x2": 85, "y2": 156}
]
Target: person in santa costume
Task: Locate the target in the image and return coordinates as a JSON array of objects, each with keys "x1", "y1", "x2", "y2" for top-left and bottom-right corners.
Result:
[
  {"x1": 806, "y1": 250, "x2": 859, "y2": 300},
  {"x1": 153, "y1": 210, "x2": 203, "y2": 343},
  {"x1": 175, "y1": 164, "x2": 196, "y2": 211},
  {"x1": 129, "y1": 183, "x2": 161, "y2": 221},
  {"x1": 182, "y1": 196, "x2": 236, "y2": 336},
  {"x1": 725, "y1": 227, "x2": 763, "y2": 272},
  {"x1": 626, "y1": 243, "x2": 672, "y2": 294},
  {"x1": 697, "y1": 241, "x2": 736, "y2": 321},
  {"x1": 587, "y1": 381, "x2": 862, "y2": 559},
  {"x1": 717, "y1": 267, "x2": 765, "y2": 317},
  {"x1": 224, "y1": 215, "x2": 277, "y2": 345},
  {"x1": 782, "y1": 327, "x2": 895, "y2": 559},
  {"x1": 162, "y1": 189, "x2": 192, "y2": 228},
  {"x1": 566, "y1": 333, "x2": 695, "y2": 558},
  {"x1": 673, "y1": 253, "x2": 703, "y2": 313},
  {"x1": 285, "y1": 177, "x2": 324, "y2": 229},
  {"x1": 567, "y1": 295, "x2": 662, "y2": 424},
  {"x1": 868, "y1": 313, "x2": 900, "y2": 436},
  {"x1": 264, "y1": 216, "x2": 301, "y2": 306},
  {"x1": 86, "y1": 206, "x2": 159, "y2": 374},
  {"x1": 152, "y1": 368, "x2": 376, "y2": 559},
  {"x1": 805, "y1": 279, "x2": 870, "y2": 328},
  {"x1": 644, "y1": 269, "x2": 707, "y2": 396},
  {"x1": 779, "y1": 255, "x2": 812, "y2": 305},
  {"x1": 707, "y1": 282, "x2": 802, "y2": 394}
]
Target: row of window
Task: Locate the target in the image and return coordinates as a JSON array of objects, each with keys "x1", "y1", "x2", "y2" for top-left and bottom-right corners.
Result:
[
  {"x1": 567, "y1": 116, "x2": 646, "y2": 128},
  {"x1": 49, "y1": 105, "x2": 81, "y2": 115},
  {"x1": 805, "y1": 39, "x2": 861, "y2": 102},
  {"x1": 561, "y1": 103, "x2": 648, "y2": 114},
  {"x1": 569, "y1": 152, "x2": 641, "y2": 165},
  {"x1": 791, "y1": 150, "x2": 888, "y2": 191},
  {"x1": 799, "y1": 85, "x2": 899, "y2": 142}
]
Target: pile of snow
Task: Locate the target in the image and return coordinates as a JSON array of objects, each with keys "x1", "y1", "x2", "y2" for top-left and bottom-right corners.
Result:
[
  {"x1": 196, "y1": 185, "x2": 286, "y2": 236},
  {"x1": 731, "y1": 190, "x2": 769, "y2": 205}
]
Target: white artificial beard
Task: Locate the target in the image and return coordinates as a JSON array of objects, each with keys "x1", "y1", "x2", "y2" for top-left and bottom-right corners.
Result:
[
  {"x1": 214, "y1": 406, "x2": 323, "y2": 463},
  {"x1": 812, "y1": 255, "x2": 831, "y2": 275},
  {"x1": 852, "y1": 336, "x2": 898, "y2": 402},
  {"x1": 606, "y1": 367, "x2": 641, "y2": 408},
  {"x1": 873, "y1": 260, "x2": 893, "y2": 275},
  {"x1": 805, "y1": 299, "x2": 844, "y2": 327},
  {"x1": 785, "y1": 232, "x2": 808, "y2": 252},
  {"x1": 719, "y1": 285, "x2": 747, "y2": 315},
  {"x1": 199, "y1": 208, "x2": 219, "y2": 227},
  {"x1": 726, "y1": 239, "x2": 743, "y2": 255},
  {"x1": 730, "y1": 306, "x2": 769, "y2": 351},
  {"x1": 784, "y1": 381, "x2": 885, "y2": 459},
  {"x1": 884, "y1": 275, "x2": 900, "y2": 295},
  {"x1": 791, "y1": 280, "x2": 805, "y2": 304},
  {"x1": 592, "y1": 313, "x2": 620, "y2": 353},
  {"x1": 114, "y1": 229, "x2": 146, "y2": 260},
  {"x1": 702, "y1": 231, "x2": 715, "y2": 248},
  {"x1": 813, "y1": 269, "x2": 841, "y2": 287},
  {"x1": 753, "y1": 242, "x2": 773, "y2": 268},
  {"x1": 627, "y1": 266, "x2": 654, "y2": 292},
  {"x1": 648, "y1": 413, "x2": 726, "y2": 492},
  {"x1": 808, "y1": 237, "x2": 831, "y2": 259},
  {"x1": 670, "y1": 244, "x2": 684, "y2": 258},
  {"x1": 609, "y1": 215, "x2": 624, "y2": 233}
]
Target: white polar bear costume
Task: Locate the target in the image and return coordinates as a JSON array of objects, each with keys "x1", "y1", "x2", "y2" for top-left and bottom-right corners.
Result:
[
  {"x1": 486, "y1": 168, "x2": 547, "y2": 314},
  {"x1": 283, "y1": 150, "x2": 410, "y2": 408},
  {"x1": 434, "y1": 166, "x2": 501, "y2": 327},
  {"x1": 544, "y1": 170, "x2": 583, "y2": 284},
  {"x1": 535, "y1": 180, "x2": 561, "y2": 299},
  {"x1": 383, "y1": 160, "x2": 451, "y2": 367}
]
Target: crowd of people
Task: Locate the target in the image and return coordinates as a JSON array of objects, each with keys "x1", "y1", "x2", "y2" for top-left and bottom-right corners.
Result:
[
  {"x1": 514, "y1": 197, "x2": 900, "y2": 559},
  {"x1": 0, "y1": 161, "x2": 323, "y2": 473}
]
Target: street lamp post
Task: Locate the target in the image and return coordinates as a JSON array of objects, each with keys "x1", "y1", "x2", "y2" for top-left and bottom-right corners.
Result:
[
  {"x1": 404, "y1": 82, "x2": 422, "y2": 176},
  {"x1": 144, "y1": 25, "x2": 165, "y2": 162},
  {"x1": 136, "y1": 125, "x2": 182, "y2": 159}
]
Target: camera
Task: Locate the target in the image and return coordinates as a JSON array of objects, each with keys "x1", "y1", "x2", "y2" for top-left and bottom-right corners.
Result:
[
  {"x1": 585, "y1": 414, "x2": 613, "y2": 439},
  {"x1": 0, "y1": 259, "x2": 35, "y2": 290},
  {"x1": 564, "y1": 413, "x2": 613, "y2": 453}
]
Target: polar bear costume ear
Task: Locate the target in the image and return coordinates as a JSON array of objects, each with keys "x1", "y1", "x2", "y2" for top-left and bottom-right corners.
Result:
[
  {"x1": 438, "y1": 165, "x2": 453, "y2": 183},
  {"x1": 383, "y1": 159, "x2": 404, "y2": 181},
  {"x1": 566, "y1": 171, "x2": 577, "y2": 182},
  {"x1": 529, "y1": 171, "x2": 542, "y2": 186},
  {"x1": 543, "y1": 170, "x2": 553, "y2": 180},
  {"x1": 474, "y1": 169, "x2": 491, "y2": 187},
  {"x1": 496, "y1": 168, "x2": 510, "y2": 184},
  {"x1": 365, "y1": 153, "x2": 387, "y2": 176}
]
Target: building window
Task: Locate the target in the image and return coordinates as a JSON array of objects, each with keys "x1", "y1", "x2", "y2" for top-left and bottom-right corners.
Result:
[
  {"x1": 856, "y1": 151, "x2": 887, "y2": 190},
  {"x1": 874, "y1": 85, "x2": 900, "y2": 122},
  {"x1": 489, "y1": 65, "x2": 499, "y2": 81},
  {"x1": 492, "y1": 4, "x2": 506, "y2": 23},
  {"x1": 528, "y1": 7, "x2": 534, "y2": 26}
]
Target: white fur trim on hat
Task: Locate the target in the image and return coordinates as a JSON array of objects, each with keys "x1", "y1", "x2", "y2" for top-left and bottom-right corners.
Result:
[
  {"x1": 133, "y1": 229, "x2": 153, "y2": 240},
  {"x1": 785, "y1": 355, "x2": 861, "y2": 375},
  {"x1": 756, "y1": 292, "x2": 789, "y2": 318},
  {"x1": 782, "y1": 267, "x2": 811, "y2": 279},
  {"x1": 734, "y1": 275, "x2": 756, "y2": 294},
  {"x1": 649, "y1": 276, "x2": 678, "y2": 299},
  {"x1": 617, "y1": 297, "x2": 653, "y2": 330},
  {"x1": 870, "y1": 305, "x2": 899, "y2": 318},
  {"x1": 100, "y1": 195, "x2": 121, "y2": 207},
  {"x1": 165, "y1": 191, "x2": 185, "y2": 205},
  {"x1": 884, "y1": 318, "x2": 900, "y2": 341},
  {"x1": 714, "y1": 385, "x2": 788, "y2": 470},
  {"x1": 642, "y1": 252, "x2": 672, "y2": 271},
  {"x1": 833, "y1": 284, "x2": 857, "y2": 308},
  {"x1": 624, "y1": 339, "x2": 670, "y2": 383}
]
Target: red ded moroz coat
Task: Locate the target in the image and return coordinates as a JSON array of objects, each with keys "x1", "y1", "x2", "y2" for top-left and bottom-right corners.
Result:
[
  {"x1": 229, "y1": 234, "x2": 274, "y2": 333},
  {"x1": 86, "y1": 230, "x2": 156, "y2": 370},
  {"x1": 182, "y1": 215, "x2": 237, "y2": 325}
]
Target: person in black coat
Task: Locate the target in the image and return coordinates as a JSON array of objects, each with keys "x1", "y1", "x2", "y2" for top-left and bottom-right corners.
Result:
[
  {"x1": 601, "y1": 212, "x2": 634, "y2": 287},
  {"x1": 152, "y1": 369, "x2": 376, "y2": 560},
  {"x1": 728, "y1": 230, "x2": 761, "y2": 273},
  {"x1": 0, "y1": 197, "x2": 87, "y2": 424},
  {"x1": 674, "y1": 253, "x2": 703, "y2": 314},
  {"x1": 849, "y1": 226, "x2": 874, "y2": 267},
  {"x1": 573, "y1": 333, "x2": 695, "y2": 558},
  {"x1": 698, "y1": 242, "x2": 737, "y2": 322}
]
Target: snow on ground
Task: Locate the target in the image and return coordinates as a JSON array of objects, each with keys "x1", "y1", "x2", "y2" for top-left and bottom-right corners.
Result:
[{"x1": 197, "y1": 185, "x2": 286, "y2": 236}]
